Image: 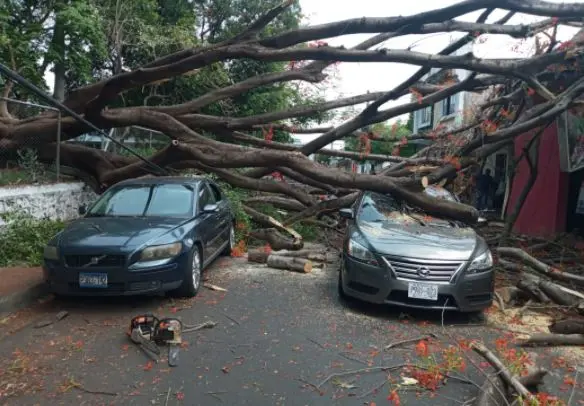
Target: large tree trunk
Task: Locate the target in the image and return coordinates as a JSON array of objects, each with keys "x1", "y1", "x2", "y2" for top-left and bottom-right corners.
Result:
[{"x1": 52, "y1": 17, "x2": 66, "y2": 102}]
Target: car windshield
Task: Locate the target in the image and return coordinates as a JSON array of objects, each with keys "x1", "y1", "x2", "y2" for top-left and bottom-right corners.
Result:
[
  {"x1": 87, "y1": 184, "x2": 194, "y2": 217},
  {"x1": 357, "y1": 187, "x2": 457, "y2": 224}
]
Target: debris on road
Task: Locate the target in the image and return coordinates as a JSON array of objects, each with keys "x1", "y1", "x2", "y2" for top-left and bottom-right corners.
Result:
[
  {"x1": 127, "y1": 313, "x2": 217, "y2": 367},
  {"x1": 203, "y1": 283, "x2": 227, "y2": 292},
  {"x1": 183, "y1": 320, "x2": 217, "y2": 333},
  {"x1": 33, "y1": 310, "x2": 69, "y2": 329},
  {"x1": 471, "y1": 342, "x2": 544, "y2": 406}
]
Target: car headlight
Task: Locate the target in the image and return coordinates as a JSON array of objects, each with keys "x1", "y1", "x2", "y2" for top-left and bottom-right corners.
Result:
[
  {"x1": 43, "y1": 245, "x2": 59, "y2": 261},
  {"x1": 347, "y1": 239, "x2": 378, "y2": 266},
  {"x1": 467, "y1": 250, "x2": 493, "y2": 273},
  {"x1": 139, "y1": 242, "x2": 182, "y2": 261}
]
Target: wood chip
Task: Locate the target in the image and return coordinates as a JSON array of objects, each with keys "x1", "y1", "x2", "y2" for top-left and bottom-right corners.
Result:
[{"x1": 203, "y1": 283, "x2": 227, "y2": 292}]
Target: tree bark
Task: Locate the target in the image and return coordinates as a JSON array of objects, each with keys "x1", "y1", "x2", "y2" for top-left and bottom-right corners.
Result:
[
  {"x1": 247, "y1": 249, "x2": 270, "y2": 264},
  {"x1": 244, "y1": 196, "x2": 306, "y2": 212},
  {"x1": 497, "y1": 247, "x2": 584, "y2": 285},
  {"x1": 275, "y1": 249, "x2": 334, "y2": 263},
  {"x1": 516, "y1": 279, "x2": 550, "y2": 303},
  {"x1": 471, "y1": 342, "x2": 535, "y2": 404},
  {"x1": 549, "y1": 318, "x2": 584, "y2": 335},
  {"x1": 249, "y1": 228, "x2": 303, "y2": 251},
  {"x1": 519, "y1": 333, "x2": 584, "y2": 347},
  {"x1": 243, "y1": 205, "x2": 302, "y2": 242},
  {"x1": 266, "y1": 255, "x2": 312, "y2": 273},
  {"x1": 52, "y1": 17, "x2": 66, "y2": 102}
]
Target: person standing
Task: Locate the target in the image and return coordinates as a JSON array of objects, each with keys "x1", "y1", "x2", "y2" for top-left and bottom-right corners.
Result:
[{"x1": 475, "y1": 168, "x2": 494, "y2": 210}]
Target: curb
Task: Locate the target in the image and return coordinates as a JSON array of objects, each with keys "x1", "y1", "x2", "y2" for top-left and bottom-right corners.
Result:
[{"x1": 0, "y1": 282, "x2": 50, "y2": 314}]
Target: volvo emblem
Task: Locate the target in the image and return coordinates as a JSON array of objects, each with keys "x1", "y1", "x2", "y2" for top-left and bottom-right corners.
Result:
[
  {"x1": 416, "y1": 266, "x2": 430, "y2": 278},
  {"x1": 82, "y1": 255, "x2": 106, "y2": 268}
]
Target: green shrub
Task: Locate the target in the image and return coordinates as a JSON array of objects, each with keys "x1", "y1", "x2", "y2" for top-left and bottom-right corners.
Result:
[
  {"x1": 0, "y1": 212, "x2": 65, "y2": 267},
  {"x1": 214, "y1": 180, "x2": 251, "y2": 242}
]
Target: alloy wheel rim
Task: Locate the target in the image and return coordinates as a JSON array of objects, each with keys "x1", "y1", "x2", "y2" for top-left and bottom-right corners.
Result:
[{"x1": 192, "y1": 251, "x2": 201, "y2": 289}]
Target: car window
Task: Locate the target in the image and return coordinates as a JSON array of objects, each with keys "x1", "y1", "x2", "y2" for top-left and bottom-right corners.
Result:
[
  {"x1": 88, "y1": 184, "x2": 194, "y2": 217},
  {"x1": 357, "y1": 192, "x2": 401, "y2": 222},
  {"x1": 198, "y1": 184, "x2": 216, "y2": 210},
  {"x1": 208, "y1": 183, "x2": 222, "y2": 202},
  {"x1": 147, "y1": 185, "x2": 194, "y2": 216}
]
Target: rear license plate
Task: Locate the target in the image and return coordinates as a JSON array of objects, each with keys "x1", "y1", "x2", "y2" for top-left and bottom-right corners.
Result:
[
  {"x1": 408, "y1": 282, "x2": 438, "y2": 301},
  {"x1": 79, "y1": 272, "x2": 108, "y2": 288}
]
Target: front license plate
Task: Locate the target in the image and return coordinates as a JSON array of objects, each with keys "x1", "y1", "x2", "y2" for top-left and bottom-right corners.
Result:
[
  {"x1": 408, "y1": 282, "x2": 438, "y2": 301},
  {"x1": 79, "y1": 272, "x2": 108, "y2": 288}
]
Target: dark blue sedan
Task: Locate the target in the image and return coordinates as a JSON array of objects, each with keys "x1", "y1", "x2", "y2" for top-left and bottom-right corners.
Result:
[{"x1": 42, "y1": 176, "x2": 235, "y2": 297}]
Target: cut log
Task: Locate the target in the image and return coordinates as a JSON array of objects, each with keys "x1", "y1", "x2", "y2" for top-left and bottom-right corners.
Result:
[
  {"x1": 549, "y1": 318, "x2": 584, "y2": 335},
  {"x1": 518, "y1": 333, "x2": 584, "y2": 347},
  {"x1": 516, "y1": 279, "x2": 550, "y2": 303},
  {"x1": 243, "y1": 205, "x2": 303, "y2": 243},
  {"x1": 266, "y1": 255, "x2": 313, "y2": 273},
  {"x1": 249, "y1": 228, "x2": 303, "y2": 251},
  {"x1": 273, "y1": 249, "x2": 333, "y2": 263},
  {"x1": 247, "y1": 249, "x2": 271, "y2": 264},
  {"x1": 497, "y1": 247, "x2": 584, "y2": 285}
]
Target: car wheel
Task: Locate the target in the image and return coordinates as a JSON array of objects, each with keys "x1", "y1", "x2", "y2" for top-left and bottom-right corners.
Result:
[
  {"x1": 466, "y1": 310, "x2": 485, "y2": 323},
  {"x1": 173, "y1": 245, "x2": 202, "y2": 298},
  {"x1": 222, "y1": 224, "x2": 235, "y2": 256}
]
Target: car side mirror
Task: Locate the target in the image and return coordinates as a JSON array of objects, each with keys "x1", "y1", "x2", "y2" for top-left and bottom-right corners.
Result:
[
  {"x1": 339, "y1": 208, "x2": 354, "y2": 219},
  {"x1": 202, "y1": 203, "x2": 218, "y2": 213},
  {"x1": 78, "y1": 205, "x2": 87, "y2": 215}
]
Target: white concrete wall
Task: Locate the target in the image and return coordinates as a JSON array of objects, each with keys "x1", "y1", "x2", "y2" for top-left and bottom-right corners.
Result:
[{"x1": 0, "y1": 182, "x2": 97, "y2": 222}]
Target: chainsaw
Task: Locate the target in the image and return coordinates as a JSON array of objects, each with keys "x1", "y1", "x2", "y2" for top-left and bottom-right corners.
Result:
[{"x1": 128, "y1": 313, "x2": 183, "y2": 366}]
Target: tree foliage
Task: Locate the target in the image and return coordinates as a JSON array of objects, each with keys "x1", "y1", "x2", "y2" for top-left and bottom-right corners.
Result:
[{"x1": 344, "y1": 120, "x2": 412, "y2": 156}]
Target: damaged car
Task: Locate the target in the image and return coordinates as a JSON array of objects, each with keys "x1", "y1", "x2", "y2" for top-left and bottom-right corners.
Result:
[{"x1": 338, "y1": 186, "x2": 493, "y2": 313}]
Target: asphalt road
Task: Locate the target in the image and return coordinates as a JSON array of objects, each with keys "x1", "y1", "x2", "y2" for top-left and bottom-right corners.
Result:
[{"x1": 0, "y1": 255, "x2": 582, "y2": 406}]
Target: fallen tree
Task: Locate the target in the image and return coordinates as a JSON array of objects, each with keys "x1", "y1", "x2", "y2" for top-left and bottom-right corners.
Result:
[{"x1": 2, "y1": 0, "x2": 584, "y2": 248}]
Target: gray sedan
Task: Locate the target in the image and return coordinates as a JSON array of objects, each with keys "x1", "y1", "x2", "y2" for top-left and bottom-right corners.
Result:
[{"x1": 338, "y1": 186, "x2": 494, "y2": 313}]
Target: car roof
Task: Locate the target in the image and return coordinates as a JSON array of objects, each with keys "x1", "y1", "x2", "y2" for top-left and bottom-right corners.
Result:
[{"x1": 113, "y1": 176, "x2": 208, "y2": 188}]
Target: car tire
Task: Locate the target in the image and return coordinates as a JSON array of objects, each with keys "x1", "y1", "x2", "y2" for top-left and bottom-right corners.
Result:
[
  {"x1": 222, "y1": 223, "x2": 236, "y2": 256},
  {"x1": 466, "y1": 310, "x2": 485, "y2": 323},
  {"x1": 172, "y1": 245, "x2": 202, "y2": 298}
]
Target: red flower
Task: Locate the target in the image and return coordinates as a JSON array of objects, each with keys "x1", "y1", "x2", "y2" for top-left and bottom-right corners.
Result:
[
  {"x1": 387, "y1": 390, "x2": 401, "y2": 405},
  {"x1": 415, "y1": 340, "x2": 429, "y2": 357}
]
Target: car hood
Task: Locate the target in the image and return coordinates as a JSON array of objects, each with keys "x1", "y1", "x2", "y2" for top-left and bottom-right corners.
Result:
[
  {"x1": 57, "y1": 217, "x2": 187, "y2": 252},
  {"x1": 357, "y1": 217, "x2": 478, "y2": 261}
]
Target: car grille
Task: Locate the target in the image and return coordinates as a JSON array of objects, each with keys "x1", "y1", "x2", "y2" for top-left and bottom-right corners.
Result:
[
  {"x1": 65, "y1": 254, "x2": 126, "y2": 268},
  {"x1": 383, "y1": 256, "x2": 464, "y2": 283}
]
